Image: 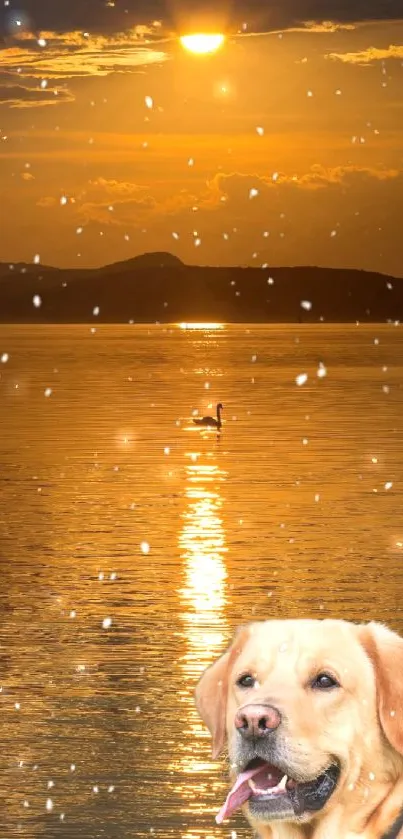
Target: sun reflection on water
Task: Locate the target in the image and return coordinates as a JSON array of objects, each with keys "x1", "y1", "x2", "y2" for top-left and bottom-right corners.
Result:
[
  {"x1": 177, "y1": 323, "x2": 224, "y2": 330},
  {"x1": 174, "y1": 440, "x2": 229, "y2": 790}
]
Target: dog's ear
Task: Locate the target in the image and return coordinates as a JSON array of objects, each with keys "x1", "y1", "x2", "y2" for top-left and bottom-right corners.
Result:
[
  {"x1": 195, "y1": 624, "x2": 251, "y2": 759},
  {"x1": 359, "y1": 621, "x2": 403, "y2": 755}
]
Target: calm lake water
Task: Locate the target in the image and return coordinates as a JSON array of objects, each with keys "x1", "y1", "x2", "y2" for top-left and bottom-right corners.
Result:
[{"x1": 0, "y1": 323, "x2": 403, "y2": 838}]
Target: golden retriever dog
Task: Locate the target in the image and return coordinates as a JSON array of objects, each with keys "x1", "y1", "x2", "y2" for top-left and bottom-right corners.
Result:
[{"x1": 195, "y1": 619, "x2": 403, "y2": 839}]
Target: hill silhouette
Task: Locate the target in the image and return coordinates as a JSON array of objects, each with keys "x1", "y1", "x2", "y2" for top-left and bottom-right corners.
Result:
[
  {"x1": 0, "y1": 254, "x2": 401, "y2": 323},
  {"x1": 102, "y1": 251, "x2": 185, "y2": 272}
]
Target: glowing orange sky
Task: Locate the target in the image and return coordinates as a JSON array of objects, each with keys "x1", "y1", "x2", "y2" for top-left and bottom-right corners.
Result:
[{"x1": 1, "y1": 18, "x2": 403, "y2": 276}]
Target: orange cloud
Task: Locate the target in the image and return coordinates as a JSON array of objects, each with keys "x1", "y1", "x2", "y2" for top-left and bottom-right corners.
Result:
[
  {"x1": 78, "y1": 196, "x2": 156, "y2": 225},
  {"x1": 36, "y1": 196, "x2": 57, "y2": 207},
  {"x1": 87, "y1": 178, "x2": 150, "y2": 197},
  {"x1": 269, "y1": 20, "x2": 356, "y2": 34},
  {"x1": 0, "y1": 28, "x2": 169, "y2": 83},
  {"x1": 328, "y1": 44, "x2": 403, "y2": 64},
  {"x1": 202, "y1": 164, "x2": 400, "y2": 205},
  {"x1": 0, "y1": 83, "x2": 74, "y2": 108},
  {"x1": 34, "y1": 165, "x2": 401, "y2": 232}
]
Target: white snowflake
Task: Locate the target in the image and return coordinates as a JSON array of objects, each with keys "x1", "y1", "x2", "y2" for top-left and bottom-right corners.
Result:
[
  {"x1": 102, "y1": 617, "x2": 112, "y2": 629},
  {"x1": 296, "y1": 373, "x2": 308, "y2": 386}
]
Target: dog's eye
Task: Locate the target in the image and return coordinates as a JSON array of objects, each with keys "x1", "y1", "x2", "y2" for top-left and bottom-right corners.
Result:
[
  {"x1": 237, "y1": 673, "x2": 256, "y2": 688},
  {"x1": 312, "y1": 673, "x2": 339, "y2": 690}
]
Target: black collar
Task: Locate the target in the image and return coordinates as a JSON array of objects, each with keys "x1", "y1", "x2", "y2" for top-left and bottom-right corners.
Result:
[{"x1": 381, "y1": 807, "x2": 403, "y2": 839}]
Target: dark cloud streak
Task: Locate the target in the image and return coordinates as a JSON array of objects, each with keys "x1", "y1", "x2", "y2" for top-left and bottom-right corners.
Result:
[{"x1": 1, "y1": 0, "x2": 402, "y2": 36}]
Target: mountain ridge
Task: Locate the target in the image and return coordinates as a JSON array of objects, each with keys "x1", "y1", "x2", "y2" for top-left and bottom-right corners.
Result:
[{"x1": 0, "y1": 253, "x2": 401, "y2": 323}]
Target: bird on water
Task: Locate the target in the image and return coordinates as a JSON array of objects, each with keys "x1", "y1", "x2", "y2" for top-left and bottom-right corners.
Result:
[{"x1": 193, "y1": 403, "x2": 223, "y2": 429}]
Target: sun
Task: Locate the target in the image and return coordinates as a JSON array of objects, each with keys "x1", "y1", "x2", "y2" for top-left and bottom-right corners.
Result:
[{"x1": 179, "y1": 33, "x2": 225, "y2": 55}]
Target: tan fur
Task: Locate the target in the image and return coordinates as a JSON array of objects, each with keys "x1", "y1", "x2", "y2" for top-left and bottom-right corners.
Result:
[{"x1": 195, "y1": 619, "x2": 403, "y2": 839}]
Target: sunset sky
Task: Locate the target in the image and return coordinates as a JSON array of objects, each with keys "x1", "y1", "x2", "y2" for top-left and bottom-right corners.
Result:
[{"x1": 1, "y1": 0, "x2": 402, "y2": 276}]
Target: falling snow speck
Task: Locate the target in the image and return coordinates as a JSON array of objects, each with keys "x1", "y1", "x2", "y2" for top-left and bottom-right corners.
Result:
[
  {"x1": 93, "y1": 306, "x2": 100, "y2": 316},
  {"x1": 46, "y1": 799, "x2": 53, "y2": 812},
  {"x1": 300, "y1": 300, "x2": 312, "y2": 311},
  {"x1": 385, "y1": 482, "x2": 393, "y2": 490},
  {"x1": 33, "y1": 294, "x2": 42, "y2": 308},
  {"x1": 249, "y1": 188, "x2": 259, "y2": 199},
  {"x1": 317, "y1": 362, "x2": 327, "y2": 378},
  {"x1": 1, "y1": 353, "x2": 9, "y2": 363},
  {"x1": 60, "y1": 195, "x2": 67, "y2": 205},
  {"x1": 33, "y1": 254, "x2": 41, "y2": 264},
  {"x1": 140, "y1": 541, "x2": 150, "y2": 554},
  {"x1": 296, "y1": 373, "x2": 308, "y2": 386},
  {"x1": 145, "y1": 95, "x2": 153, "y2": 109},
  {"x1": 102, "y1": 617, "x2": 112, "y2": 629},
  {"x1": 44, "y1": 388, "x2": 52, "y2": 397}
]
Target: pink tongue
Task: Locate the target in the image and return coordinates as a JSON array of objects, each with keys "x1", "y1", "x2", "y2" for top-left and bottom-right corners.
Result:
[{"x1": 216, "y1": 763, "x2": 268, "y2": 824}]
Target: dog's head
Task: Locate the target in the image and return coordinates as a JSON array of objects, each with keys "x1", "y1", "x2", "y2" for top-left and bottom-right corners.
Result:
[{"x1": 195, "y1": 619, "x2": 403, "y2": 828}]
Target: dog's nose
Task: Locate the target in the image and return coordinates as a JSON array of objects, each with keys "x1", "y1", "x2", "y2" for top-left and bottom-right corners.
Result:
[{"x1": 234, "y1": 704, "x2": 281, "y2": 738}]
